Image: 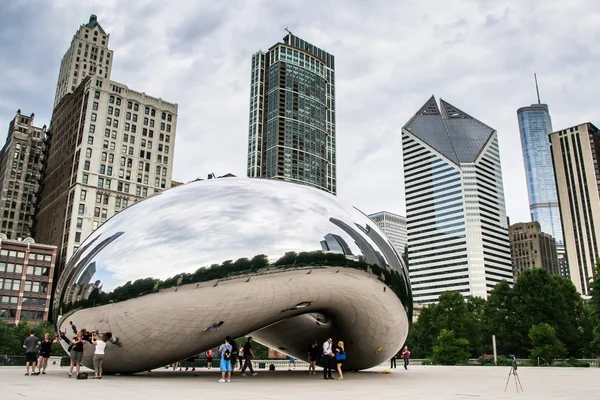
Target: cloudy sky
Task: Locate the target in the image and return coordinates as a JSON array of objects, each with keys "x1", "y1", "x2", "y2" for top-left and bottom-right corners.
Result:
[{"x1": 1, "y1": 0, "x2": 599, "y2": 222}]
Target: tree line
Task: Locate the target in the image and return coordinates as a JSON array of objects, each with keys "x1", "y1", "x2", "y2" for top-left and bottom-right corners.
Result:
[{"x1": 408, "y1": 264, "x2": 600, "y2": 365}]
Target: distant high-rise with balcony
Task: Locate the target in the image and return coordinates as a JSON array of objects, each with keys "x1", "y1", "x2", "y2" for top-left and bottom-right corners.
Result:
[
  {"x1": 549, "y1": 123, "x2": 600, "y2": 296},
  {"x1": 517, "y1": 76, "x2": 563, "y2": 251},
  {"x1": 0, "y1": 111, "x2": 48, "y2": 240},
  {"x1": 36, "y1": 15, "x2": 177, "y2": 275},
  {"x1": 368, "y1": 211, "x2": 407, "y2": 256},
  {"x1": 247, "y1": 32, "x2": 336, "y2": 194},
  {"x1": 402, "y1": 96, "x2": 513, "y2": 304}
]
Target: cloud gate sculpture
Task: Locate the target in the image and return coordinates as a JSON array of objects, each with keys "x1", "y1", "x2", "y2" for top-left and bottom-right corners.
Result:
[{"x1": 53, "y1": 178, "x2": 412, "y2": 373}]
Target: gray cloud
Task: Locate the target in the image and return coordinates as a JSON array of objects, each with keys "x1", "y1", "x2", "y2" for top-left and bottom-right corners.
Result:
[{"x1": 1, "y1": 0, "x2": 599, "y2": 225}]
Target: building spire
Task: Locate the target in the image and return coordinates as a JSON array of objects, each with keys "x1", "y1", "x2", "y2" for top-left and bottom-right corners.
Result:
[{"x1": 534, "y1": 73, "x2": 541, "y2": 104}]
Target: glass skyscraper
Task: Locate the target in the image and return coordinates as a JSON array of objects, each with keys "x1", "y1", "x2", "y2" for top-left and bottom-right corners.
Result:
[
  {"x1": 247, "y1": 32, "x2": 336, "y2": 194},
  {"x1": 517, "y1": 100, "x2": 563, "y2": 248}
]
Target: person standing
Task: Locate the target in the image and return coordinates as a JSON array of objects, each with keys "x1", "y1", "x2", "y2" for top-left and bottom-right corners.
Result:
[
  {"x1": 206, "y1": 349, "x2": 213, "y2": 369},
  {"x1": 91, "y1": 332, "x2": 107, "y2": 379},
  {"x1": 322, "y1": 337, "x2": 335, "y2": 380},
  {"x1": 390, "y1": 353, "x2": 397, "y2": 369},
  {"x1": 335, "y1": 341, "x2": 346, "y2": 380},
  {"x1": 241, "y1": 336, "x2": 257, "y2": 376},
  {"x1": 237, "y1": 343, "x2": 244, "y2": 371},
  {"x1": 308, "y1": 340, "x2": 319, "y2": 375},
  {"x1": 70, "y1": 321, "x2": 77, "y2": 335},
  {"x1": 288, "y1": 356, "x2": 296, "y2": 371},
  {"x1": 23, "y1": 330, "x2": 39, "y2": 376},
  {"x1": 218, "y1": 336, "x2": 233, "y2": 383},
  {"x1": 69, "y1": 330, "x2": 85, "y2": 378},
  {"x1": 230, "y1": 338, "x2": 239, "y2": 371},
  {"x1": 36, "y1": 333, "x2": 58, "y2": 375},
  {"x1": 401, "y1": 345, "x2": 411, "y2": 370}
]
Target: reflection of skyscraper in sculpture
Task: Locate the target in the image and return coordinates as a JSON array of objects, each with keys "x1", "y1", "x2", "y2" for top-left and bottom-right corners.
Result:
[
  {"x1": 320, "y1": 233, "x2": 353, "y2": 255},
  {"x1": 329, "y1": 218, "x2": 380, "y2": 266},
  {"x1": 402, "y1": 96, "x2": 513, "y2": 304}
]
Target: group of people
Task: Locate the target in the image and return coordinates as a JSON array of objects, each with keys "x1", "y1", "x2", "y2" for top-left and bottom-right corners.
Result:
[
  {"x1": 215, "y1": 336, "x2": 259, "y2": 382},
  {"x1": 23, "y1": 321, "x2": 119, "y2": 380},
  {"x1": 390, "y1": 346, "x2": 411, "y2": 370}
]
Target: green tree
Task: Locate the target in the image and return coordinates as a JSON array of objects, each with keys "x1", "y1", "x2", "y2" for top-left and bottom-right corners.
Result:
[
  {"x1": 511, "y1": 269, "x2": 592, "y2": 357},
  {"x1": 529, "y1": 323, "x2": 566, "y2": 365},
  {"x1": 432, "y1": 329, "x2": 470, "y2": 365}
]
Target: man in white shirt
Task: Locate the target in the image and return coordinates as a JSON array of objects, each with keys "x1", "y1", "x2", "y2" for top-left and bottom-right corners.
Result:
[{"x1": 322, "y1": 337, "x2": 334, "y2": 379}]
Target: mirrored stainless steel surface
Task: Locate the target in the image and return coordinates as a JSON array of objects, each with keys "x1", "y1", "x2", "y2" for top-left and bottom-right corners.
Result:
[{"x1": 54, "y1": 178, "x2": 412, "y2": 373}]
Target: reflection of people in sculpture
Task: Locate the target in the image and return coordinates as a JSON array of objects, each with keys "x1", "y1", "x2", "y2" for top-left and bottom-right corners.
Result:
[{"x1": 308, "y1": 340, "x2": 319, "y2": 375}]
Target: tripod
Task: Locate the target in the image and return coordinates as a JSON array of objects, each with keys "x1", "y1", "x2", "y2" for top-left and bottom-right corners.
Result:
[{"x1": 504, "y1": 362, "x2": 524, "y2": 393}]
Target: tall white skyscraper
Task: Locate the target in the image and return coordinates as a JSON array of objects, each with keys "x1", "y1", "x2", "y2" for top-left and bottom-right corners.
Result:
[
  {"x1": 36, "y1": 15, "x2": 178, "y2": 274},
  {"x1": 368, "y1": 211, "x2": 407, "y2": 256},
  {"x1": 402, "y1": 96, "x2": 513, "y2": 304}
]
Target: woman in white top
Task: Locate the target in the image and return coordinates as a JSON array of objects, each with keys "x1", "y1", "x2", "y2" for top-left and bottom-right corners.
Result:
[{"x1": 91, "y1": 332, "x2": 107, "y2": 379}]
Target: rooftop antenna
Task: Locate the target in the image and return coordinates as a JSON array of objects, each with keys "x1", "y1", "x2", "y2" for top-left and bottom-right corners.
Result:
[
  {"x1": 285, "y1": 27, "x2": 292, "y2": 35},
  {"x1": 534, "y1": 73, "x2": 541, "y2": 104}
]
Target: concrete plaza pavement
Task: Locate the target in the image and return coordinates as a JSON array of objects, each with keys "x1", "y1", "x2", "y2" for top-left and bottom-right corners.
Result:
[{"x1": 1, "y1": 365, "x2": 598, "y2": 400}]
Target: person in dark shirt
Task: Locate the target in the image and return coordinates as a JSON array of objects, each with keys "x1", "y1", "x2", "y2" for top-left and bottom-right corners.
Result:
[
  {"x1": 308, "y1": 340, "x2": 319, "y2": 375},
  {"x1": 36, "y1": 333, "x2": 58, "y2": 375},
  {"x1": 23, "y1": 330, "x2": 38, "y2": 376},
  {"x1": 68, "y1": 331, "x2": 85, "y2": 378},
  {"x1": 240, "y1": 337, "x2": 257, "y2": 376},
  {"x1": 70, "y1": 321, "x2": 77, "y2": 335}
]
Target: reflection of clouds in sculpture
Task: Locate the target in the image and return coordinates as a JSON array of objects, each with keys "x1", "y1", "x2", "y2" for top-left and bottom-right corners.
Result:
[
  {"x1": 54, "y1": 178, "x2": 411, "y2": 373},
  {"x1": 63, "y1": 178, "x2": 400, "y2": 292}
]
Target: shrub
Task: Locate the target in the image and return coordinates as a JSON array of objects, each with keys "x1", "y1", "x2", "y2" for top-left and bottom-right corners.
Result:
[
  {"x1": 421, "y1": 359, "x2": 433, "y2": 365},
  {"x1": 529, "y1": 323, "x2": 566, "y2": 366},
  {"x1": 432, "y1": 329, "x2": 470, "y2": 365},
  {"x1": 567, "y1": 357, "x2": 590, "y2": 368},
  {"x1": 553, "y1": 361, "x2": 571, "y2": 367},
  {"x1": 478, "y1": 355, "x2": 512, "y2": 366}
]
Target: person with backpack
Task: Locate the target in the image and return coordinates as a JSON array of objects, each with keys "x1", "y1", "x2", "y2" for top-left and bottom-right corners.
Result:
[
  {"x1": 335, "y1": 341, "x2": 346, "y2": 380},
  {"x1": 218, "y1": 336, "x2": 233, "y2": 383}
]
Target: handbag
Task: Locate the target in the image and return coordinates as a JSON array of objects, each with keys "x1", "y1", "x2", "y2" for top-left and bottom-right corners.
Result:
[{"x1": 336, "y1": 352, "x2": 346, "y2": 361}]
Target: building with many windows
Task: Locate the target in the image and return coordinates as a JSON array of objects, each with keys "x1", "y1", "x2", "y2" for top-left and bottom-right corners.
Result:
[
  {"x1": 247, "y1": 32, "x2": 336, "y2": 194},
  {"x1": 0, "y1": 235, "x2": 57, "y2": 326},
  {"x1": 549, "y1": 122, "x2": 600, "y2": 296},
  {"x1": 0, "y1": 111, "x2": 48, "y2": 240},
  {"x1": 368, "y1": 211, "x2": 407, "y2": 256},
  {"x1": 53, "y1": 14, "x2": 114, "y2": 108},
  {"x1": 517, "y1": 78, "x2": 564, "y2": 261},
  {"x1": 402, "y1": 96, "x2": 513, "y2": 304},
  {"x1": 508, "y1": 221, "x2": 560, "y2": 279},
  {"x1": 35, "y1": 15, "x2": 177, "y2": 276}
]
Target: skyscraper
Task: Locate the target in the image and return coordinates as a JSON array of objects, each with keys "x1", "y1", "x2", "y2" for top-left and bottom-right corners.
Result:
[
  {"x1": 0, "y1": 111, "x2": 47, "y2": 240},
  {"x1": 402, "y1": 96, "x2": 513, "y2": 304},
  {"x1": 368, "y1": 211, "x2": 407, "y2": 256},
  {"x1": 53, "y1": 14, "x2": 114, "y2": 107},
  {"x1": 247, "y1": 32, "x2": 336, "y2": 194},
  {"x1": 516, "y1": 76, "x2": 563, "y2": 249},
  {"x1": 508, "y1": 221, "x2": 560, "y2": 279},
  {"x1": 36, "y1": 15, "x2": 177, "y2": 275},
  {"x1": 549, "y1": 123, "x2": 600, "y2": 296}
]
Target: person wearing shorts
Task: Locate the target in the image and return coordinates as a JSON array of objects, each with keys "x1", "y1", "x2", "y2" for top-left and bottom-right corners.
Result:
[
  {"x1": 206, "y1": 349, "x2": 213, "y2": 369},
  {"x1": 23, "y1": 330, "x2": 39, "y2": 376},
  {"x1": 218, "y1": 336, "x2": 233, "y2": 383},
  {"x1": 69, "y1": 331, "x2": 84, "y2": 378},
  {"x1": 37, "y1": 333, "x2": 58, "y2": 374}
]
